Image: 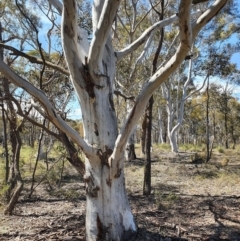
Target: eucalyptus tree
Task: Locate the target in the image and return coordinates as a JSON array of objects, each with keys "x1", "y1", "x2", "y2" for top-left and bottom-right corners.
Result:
[
  {"x1": 0, "y1": 0, "x2": 230, "y2": 240},
  {"x1": 114, "y1": 0, "x2": 155, "y2": 161},
  {"x1": 0, "y1": 0, "x2": 46, "y2": 214},
  {"x1": 0, "y1": 0, "x2": 84, "y2": 214},
  {"x1": 228, "y1": 97, "x2": 240, "y2": 148},
  {"x1": 195, "y1": 41, "x2": 239, "y2": 158}
]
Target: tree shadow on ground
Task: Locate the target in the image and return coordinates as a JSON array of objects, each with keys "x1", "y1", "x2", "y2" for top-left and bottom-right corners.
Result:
[
  {"x1": 126, "y1": 158, "x2": 146, "y2": 167},
  {"x1": 129, "y1": 227, "x2": 188, "y2": 241},
  {"x1": 129, "y1": 186, "x2": 240, "y2": 241}
]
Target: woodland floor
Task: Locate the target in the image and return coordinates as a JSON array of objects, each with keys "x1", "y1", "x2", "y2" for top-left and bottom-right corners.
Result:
[{"x1": 0, "y1": 149, "x2": 240, "y2": 241}]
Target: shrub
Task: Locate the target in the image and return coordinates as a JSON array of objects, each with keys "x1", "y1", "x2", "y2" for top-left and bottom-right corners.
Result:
[
  {"x1": 221, "y1": 158, "x2": 229, "y2": 166},
  {"x1": 217, "y1": 146, "x2": 225, "y2": 153}
]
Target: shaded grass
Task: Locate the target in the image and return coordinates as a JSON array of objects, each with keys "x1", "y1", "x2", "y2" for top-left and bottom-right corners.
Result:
[
  {"x1": 154, "y1": 143, "x2": 171, "y2": 151},
  {"x1": 179, "y1": 143, "x2": 205, "y2": 152},
  {"x1": 125, "y1": 165, "x2": 144, "y2": 193},
  {"x1": 155, "y1": 191, "x2": 179, "y2": 210}
]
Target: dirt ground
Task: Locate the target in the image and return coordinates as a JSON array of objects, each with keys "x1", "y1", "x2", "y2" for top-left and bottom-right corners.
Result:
[{"x1": 0, "y1": 151, "x2": 240, "y2": 241}]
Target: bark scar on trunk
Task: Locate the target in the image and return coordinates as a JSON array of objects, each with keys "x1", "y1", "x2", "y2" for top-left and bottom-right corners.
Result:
[
  {"x1": 84, "y1": 171, "x2": 100, "y2": 197},
  {"x1": 63, "y1": 24, "x2": 74, "y2": 38},
  {"x1": 106, "y1": 177, "x2": 112, "y2": 187},
  {"x1": 96, "y1": 213, "x2": 108, "y2": 241},
  {"x1": 94, "y1": 122, "x2": 99, "y2": 136},
  {"x1": 114, "y1": 163, "x2": 122, "y2": 179},
  {"x1": 79, "y1": 59, "x2": 95, "y2": 98},
  {"x1": 97, "y1": 146, "x2": 113, "y2": 167}
]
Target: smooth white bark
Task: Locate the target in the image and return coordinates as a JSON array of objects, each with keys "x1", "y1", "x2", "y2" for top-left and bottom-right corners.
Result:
[
  {"x1": 48, "y1": 0, "x2": 62, "y2": 14},
  {"x1": 88, "y1": 0, "x2": 120, "y2": 75},
  {"x1": 158, "y1": 107, "x2": 164, "y2": 144},
  {"x1": 171, "y1": 59, "x2": 193, "y2": 152},
  {"x1": 85, "y1": 165, "x2": 136, "y2": 240}
]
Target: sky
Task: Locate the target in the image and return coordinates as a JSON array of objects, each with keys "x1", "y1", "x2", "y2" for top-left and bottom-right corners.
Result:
[
  {"x1": 35, "y1": 1, "x2": 240, "y2": 120},
  {"x1": 231, "y1": 52, "x2": 240, "y2": 69}
]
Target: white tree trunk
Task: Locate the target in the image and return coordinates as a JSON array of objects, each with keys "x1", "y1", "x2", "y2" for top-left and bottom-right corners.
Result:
[
  {"x1": 158, "y1": 107, "x2": 164, "y2": 144},
  {"x1": 85, "y1": 160, "x2": 136, "y2": 240},
  {"x1": 169, "y1": 132, "x2": 178, "y2": 153},
  {"x1": 162, "y1": 83, "x2": 175, "y2": 150},
  {"x1": 169, "y1": 59, "x2": 193, "y2": 153}
]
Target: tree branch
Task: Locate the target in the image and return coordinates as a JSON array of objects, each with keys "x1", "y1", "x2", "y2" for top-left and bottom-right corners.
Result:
[
  {"x1": 48, "y1": 0, "x2": 63, "y2": 14},
  {"x1": 112, "y1": 0, "x2": 193, "y2": 163},
  {"x1": 16, "y1": 0, "x2": 46, "y2": 89},
  {"x1": 10, "y1": 96, "x2": 60, "y2": 139},
  {"x1": 192, "y1": 0, "x2": 228, "y2": 40},
  {"x1": 185, "y1": 73, "x2": 209, "y2": 100},
  {"x1": 2, "y1": 36, "x2": 17, "y2": 44},
  {"x1": 115, "y1": 10, "x2": 201, "y2": 61},
  {"x1": 192, "y1": 0, "x2": 209, "y2": 4},
  {"x1": 133, "y1": 1, "x2": 161, "y2": 33},
  {"x1": 61, "y1": 0, "x2": 92, "y2": 100},
  {"x1": 113, "y1": 0, "x2": 227, "y2": 163},
  {"x1": 0, "y1": 43, "x2": 69, "y2": 76},
  {"x1": 114, "y1": 90, "x2": 135, "y2": 102},
  {"x1": 0, "y1": 59, "x2": 97, "y2": 159},
  {"x1": 88, "y1": 0, "x2": 120, "y2": 75}
]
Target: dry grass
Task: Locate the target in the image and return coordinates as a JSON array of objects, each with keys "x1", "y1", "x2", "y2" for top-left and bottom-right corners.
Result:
[{"x1": 1, "y1": 144, "x2": 240, "y2": 240}]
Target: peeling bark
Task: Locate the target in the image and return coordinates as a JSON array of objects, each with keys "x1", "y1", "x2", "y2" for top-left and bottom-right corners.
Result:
[{"x1": 85, "y1": 160, "x2": 136, "y2": 241}]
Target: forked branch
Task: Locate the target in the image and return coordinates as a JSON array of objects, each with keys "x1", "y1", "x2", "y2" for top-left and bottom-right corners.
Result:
[
  {"x1": 88, "y1": 0, "x2": 120, "y2": 74},
  {"x1": 112, "y1": 0, "x2": 228, "y2": 162},
  {"x1": 115, "y1": 10, "x2": 201, "y2": 61}
]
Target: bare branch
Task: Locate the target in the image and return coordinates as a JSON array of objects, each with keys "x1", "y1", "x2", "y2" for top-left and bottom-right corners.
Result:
[
  {"x1": 159, "y1": 31, "x2": 179, "y2": 68},
  {"x1": 15, "y1": 0, "x2": 46, "y2": 89},
  {"x1": 192, "y1": 0, "x2": 209, "y2": 4},
  {"x1": 114, "y1": 90, "x2": 135, "y2": 102},
  {"x1": 0, "y1": 59, "x2": 97, "y2": 159},
  {"x1": 185, "y1": 73, "x2": 209, "y2": 100},
  {"x1": 0, "y1": 43, "x2": 69, "y2": 76},
  {"x1": 61, "y1": 0, "x2": 92, "y2": 101},
  {"x1": 88, "y1": 0, "x2": 120, "y2": 74},
  {"x1": 133, "y1": 1, "x2": 161, "y2": 32},
  {"x1": 2, "y1": 36, "x2": 17, "y2": 43},
  {"x1": 112, "y1": 0, "x2": 228, "y2": 161},
  {"x1": 117, "y1": 14, "x2": 130, "y2": 35},
  {"x1": 112, "y1": 0, "x2": 193, "y2": 163},
  {"x1": 48, "y1": 0, "x2": 63, "y2": 14},
  {"x1": 192, "y1": 0, "x2": 228, "y2": 40},
  {"x1": 115, "y1": 10, "x2": 201, "y2": 61}
]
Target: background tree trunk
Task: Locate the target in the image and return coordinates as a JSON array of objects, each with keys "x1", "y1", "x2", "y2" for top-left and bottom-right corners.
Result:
[
  {"x1": 143, "y1": 95, "x2": 153, "y2": 195},
  {"x1": 0, "y1": 22, "x2": 10, "y2": 183},
  {"x1": 4, "y1": 128, "x2": 23, "y2": 215},
  {"x1": 140, "y1": 114, "x2": 147, "y2": 156},
  {"x1": 2, "y1": 77, "x2": 23, "y2": 215},
  {"x1": 29, "y1": 122, "x2": 45, "y2": 198},
  {"x1": 125, "y1": 132, "x2": 137, "y2": 161},
  {"x1": 143, "y1": 1, "x2": 164, "y2": 194},
  {"x1": 206, "y1": 77, "x2": 211, "y2": 162},
  {"x1": 1, "y1": 102, "x2": 9, "y2": 182}
]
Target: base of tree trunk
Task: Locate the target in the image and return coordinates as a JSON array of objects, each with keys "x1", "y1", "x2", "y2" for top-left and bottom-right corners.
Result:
[
  {"x1": 85, "y1": 163, "x2": 137, "y2": 241},
  {"x1": 4, "y1": 179, "x2": 23, "y2": 215}
]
